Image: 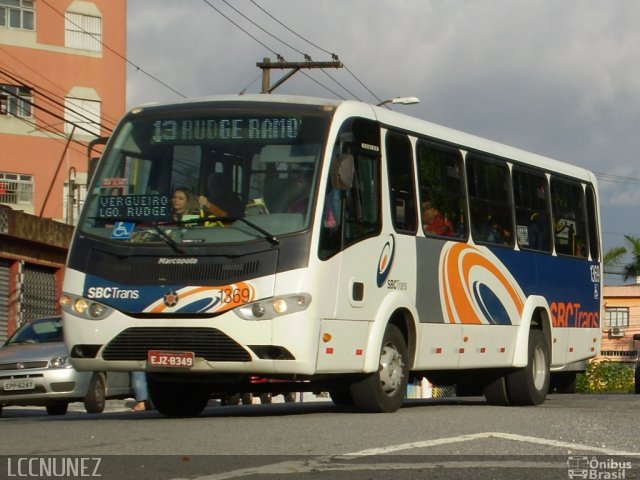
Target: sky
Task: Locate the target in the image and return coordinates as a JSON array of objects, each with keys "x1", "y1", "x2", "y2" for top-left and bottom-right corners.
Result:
[{"x1": 126, "y1": 0, "x2": 640, "y2": 283}]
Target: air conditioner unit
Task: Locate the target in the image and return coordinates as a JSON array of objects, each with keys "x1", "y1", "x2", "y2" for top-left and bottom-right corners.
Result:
[{"x1": 610, "y1": 327, "x2": 625, "y2": 338}]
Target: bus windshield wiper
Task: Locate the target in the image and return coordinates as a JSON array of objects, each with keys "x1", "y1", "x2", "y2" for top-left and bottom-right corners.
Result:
[
  {"x1": 235, "y1": 217, "x2": 279, "y2": 245},
  {"x1": 151, "y1": 221, "x2": 185, "y2": 254},
  {"x1": 159, "y1": 216, "x2": 279, "y2": 246}
]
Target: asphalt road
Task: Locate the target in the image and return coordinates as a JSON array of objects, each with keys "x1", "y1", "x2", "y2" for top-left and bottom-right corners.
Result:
[{"x1": 1, "y1": 394, "x2": 639, "y2": 480}]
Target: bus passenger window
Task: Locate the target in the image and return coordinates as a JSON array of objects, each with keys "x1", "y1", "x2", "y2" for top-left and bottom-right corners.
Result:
[
  {"x1": 385, "y1": 131, "x2": 417, "y2": 234},
  {"x1": 417, "y1": 140, "x2": 466, "y2": 239},
  {"x1": 466, "y1": 154, "x2": 513, "y2": 247},
  {"x1": 513, "y1": 168, "x2": 552, "y2": 252},
  {"x1": 551, "y1": 178, "x2": 588, "y2": 258}
]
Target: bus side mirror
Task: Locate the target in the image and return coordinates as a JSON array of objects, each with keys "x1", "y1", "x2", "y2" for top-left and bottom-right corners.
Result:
[{"x1": 335, "y1": 153, "x2": 354, "y2": 190}]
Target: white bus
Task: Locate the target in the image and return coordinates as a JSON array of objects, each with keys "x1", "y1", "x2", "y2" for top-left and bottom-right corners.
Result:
[{"x1": 61, "y1": 95, "x2": 602, "y2": 416}]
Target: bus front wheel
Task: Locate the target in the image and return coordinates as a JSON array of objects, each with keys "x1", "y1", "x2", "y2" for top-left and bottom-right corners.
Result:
[
  {"x1": 350, "y1": 324, "x2": 408, "y2": 413},
  {"x1": 149, "y1": 376, "x2": 210, "y2": 417}
]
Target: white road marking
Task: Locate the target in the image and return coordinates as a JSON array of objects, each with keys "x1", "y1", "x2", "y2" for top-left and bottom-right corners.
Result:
[{"x1": 171, "y1": 432, "x2": 640, "y2": 480}]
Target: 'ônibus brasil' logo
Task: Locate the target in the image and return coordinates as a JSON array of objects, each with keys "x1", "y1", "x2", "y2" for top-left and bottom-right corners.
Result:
[{"x1": 376, "y1": 234, "x2": 395, "y2": 288}]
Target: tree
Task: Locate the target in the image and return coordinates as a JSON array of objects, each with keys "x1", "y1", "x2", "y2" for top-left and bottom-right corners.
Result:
[
  {"x1": 604, "y1": 235, "x2": 640, "y2": 283},
  {"x1": 620, "y1": 235, "x2": 640, "y2": 282}
]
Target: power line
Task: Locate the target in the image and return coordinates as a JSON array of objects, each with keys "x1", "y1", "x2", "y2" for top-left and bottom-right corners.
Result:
[
  {"x1": 201, "y1": 0, "x2": 282, "y2": 59},
  {"x1": 0, "y1": 46, "x2": 118, "y2": 129},
  {"x1": 249, "y1": 0, "x2": 337, "y2": 59},
  {"x1": 220, "y1": 0, "x2": 309, "y2": 59},
  {"x1": 39, "y1": 0, "x2": 186, "y2": 99},
  {"x1": 246, "y1": 1, "x2": 382, "y2": 104},
  {"x1": 595, "y1": 171, "x2": 640, "y2": 185},
  {"x1": 0, "y1": 68, "x2": 114, "y2": 135}
]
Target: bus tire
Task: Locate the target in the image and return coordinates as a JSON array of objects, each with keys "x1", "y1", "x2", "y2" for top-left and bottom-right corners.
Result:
[
  {"x1": 350, "y1": 324, "x2": 408, "y2": 413},
  {"x1": 149, "y1": 377, "x2": 209, "y2": 417},
  {"x1": 84, "y1": 372, "x2": 107, "y2": 414},
  {"x1": 549, "y1": 372, "x2": 577, "y2": 394},
  {"x1": 329, "y1": 389, "x2": 354, "y2": 406},
  {"x1": 506, "y1": 329, "x2": 550, "y2": 405},
  {"x1": 483, "y1": 374, "x2": 511, "y2": 406}
]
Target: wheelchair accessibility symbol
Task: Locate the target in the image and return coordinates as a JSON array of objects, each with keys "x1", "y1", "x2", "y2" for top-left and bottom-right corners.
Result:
[{"x1": 111, "y1": 221, "x2": 135, "y2": 239}]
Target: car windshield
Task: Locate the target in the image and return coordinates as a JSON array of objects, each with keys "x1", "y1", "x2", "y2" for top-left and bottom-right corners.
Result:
[
  {"x1": 5, "y1": 318, "x2": 63, "y2": 345},
  {"x1": 78, "y1": 101, "x2": 332, "y2": 247}
]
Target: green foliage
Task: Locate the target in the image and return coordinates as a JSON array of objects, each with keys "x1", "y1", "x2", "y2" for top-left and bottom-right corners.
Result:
[{"x1": 576, "y1": 361, "x2": 635, "y2": 393}]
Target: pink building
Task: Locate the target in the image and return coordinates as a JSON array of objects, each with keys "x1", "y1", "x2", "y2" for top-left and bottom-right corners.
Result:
[
  {"x1": 600, "y1": 283, "x2": 640, "y2": 363},
  {"x1": 0, "y1": 0, "x2": 126, "y2": 339},
  {"x1": 0, "y1": 0, "x2": 126, "y2": 221}
]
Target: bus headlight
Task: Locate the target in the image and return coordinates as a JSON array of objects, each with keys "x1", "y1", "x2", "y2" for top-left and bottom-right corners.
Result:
[
  {"x1": 235, "y1": 293, "x2": 312, "y2": 321},
  {"x1": 60, "y1": 293, "x2": 112, "y2": 320}
]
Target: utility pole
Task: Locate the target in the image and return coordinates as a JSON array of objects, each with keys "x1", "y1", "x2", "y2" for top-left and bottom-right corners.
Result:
[{"x1": 257, "y1": 57, "x2": 343, "y2": 94}]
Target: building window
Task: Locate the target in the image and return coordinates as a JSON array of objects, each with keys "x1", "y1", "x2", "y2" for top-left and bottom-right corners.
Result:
[
  {"x1": 0, "y1": 84, "x2": 33, "y2": 117},
  {"x1": 0, "y1": 0, "x2": 35, "y2": 30},
  {"x1": 604, "y1": 307, "x2": 629, "y2": 328},
  {"x1": 0, "y1": 172, "x2": 34, "y2": 206},
  {"x1": 65, "y1": 12, "x2": 102, "y2": 52},
  {"x1": 65, "y1": 97, "x2": 101, "y2": 137}
]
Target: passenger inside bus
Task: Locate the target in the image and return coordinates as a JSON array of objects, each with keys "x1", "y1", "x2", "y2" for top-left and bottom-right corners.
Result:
[
  {"x1": 197, "y1": 173, "x2": 244, "y2": 218},
  {"x1": 527, "y1": 212, "x2": 551, "y2": 251},
  {"x1": 421, "y1": 201, "x2": 455, "y2": 236}
]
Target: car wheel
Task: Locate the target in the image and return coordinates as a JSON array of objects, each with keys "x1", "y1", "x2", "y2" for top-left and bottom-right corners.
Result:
[
  {"x1": 283, "y1": 392, "x2": 296, "y2": 403},
  {"x1": 46, "y1": 403, "x2": 69, "y2": 416},
  {"x1": 241, "y1": 393, "x2": 253, "y2": 405},
  {"x1": 84, "y1": 373, "x2": 107, "y2": 414}
]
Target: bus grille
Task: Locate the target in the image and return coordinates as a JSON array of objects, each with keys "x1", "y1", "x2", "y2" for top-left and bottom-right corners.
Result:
[
  {"x1": 97, "y1": 259, "x2": 260, "y2": 284},
  {"x1": 102, "y1": 327, "x2": 251, "y2": 362}
]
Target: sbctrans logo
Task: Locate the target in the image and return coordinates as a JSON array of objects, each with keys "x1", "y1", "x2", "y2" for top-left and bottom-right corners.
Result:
[
  {"x1": 568, "y1": 456, "x2": 632, "y2": 479},
  {"x1": 376, "y1": 234, "x2": 395, "y2": 288}
]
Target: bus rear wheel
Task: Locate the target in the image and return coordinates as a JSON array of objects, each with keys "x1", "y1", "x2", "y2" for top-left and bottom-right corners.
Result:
[
  {"x1": 350, "y1": 324, "x2": 408, "y2": 413},
  {"x1": 149, "y1": 376, "x2": 210, "y2": 417},
  {"x1": 506, "y1": 329, "x2": 550, "y2": 405}
]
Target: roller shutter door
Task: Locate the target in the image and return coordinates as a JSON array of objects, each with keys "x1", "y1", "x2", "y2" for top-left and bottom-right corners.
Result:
[
  {"x1": 0, "y1": 260, "x2": 9, "y2": 342},
  {"x1": 22, "y1": 264, "x2": 57, "y2": 323}
]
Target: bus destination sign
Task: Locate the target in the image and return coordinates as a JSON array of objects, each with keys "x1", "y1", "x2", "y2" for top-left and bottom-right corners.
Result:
[{"x1": 151, "y1": 117, "x2": 301, "y2": 144}]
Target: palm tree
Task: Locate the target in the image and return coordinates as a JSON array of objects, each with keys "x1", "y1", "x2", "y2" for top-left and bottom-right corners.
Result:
[
  {"x1": 621, "y1": 235, "x2": 640, "y2": 282},
  {"x1": 604, "y1": 245, "x2": 627, "y2": 268},
  {"x1": 604, "y1": 235, "x2": 640, "y2": 283}
]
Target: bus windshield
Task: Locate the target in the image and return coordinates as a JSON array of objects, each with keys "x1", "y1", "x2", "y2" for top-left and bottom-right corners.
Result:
[{"x1": 79, "y1": 102, "x2": 333, "y2": 246}]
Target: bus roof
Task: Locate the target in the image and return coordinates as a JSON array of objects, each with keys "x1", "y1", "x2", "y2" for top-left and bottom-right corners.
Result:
[{"x1": 129, "y1": 94, "x2": 596, "y2": 185}]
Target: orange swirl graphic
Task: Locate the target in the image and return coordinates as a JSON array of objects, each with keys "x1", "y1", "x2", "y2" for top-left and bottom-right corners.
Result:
[
  {"x1": 440, "y1": 243, "x2": 525, "y2": 325},
  {"x1": 149, "y1": 282, "x2": 255, "y2": 314}
]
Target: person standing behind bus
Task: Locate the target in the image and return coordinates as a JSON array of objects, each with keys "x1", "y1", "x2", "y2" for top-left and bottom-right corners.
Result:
[
  {"x1": 131, "y1": 371, "x2": 148, "y2": 411},
  {"x1": 422, "y1": 201, "x2": 455, "y2": 236}
]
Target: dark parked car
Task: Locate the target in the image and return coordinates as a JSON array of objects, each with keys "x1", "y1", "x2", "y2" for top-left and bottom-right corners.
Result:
[{"x1": 0, "y1": 316, "x2": 131, "y2": 416}]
